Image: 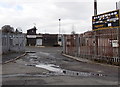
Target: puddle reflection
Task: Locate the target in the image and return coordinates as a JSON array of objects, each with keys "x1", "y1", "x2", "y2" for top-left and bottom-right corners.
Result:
[{"x1": 24, "y1": 52, "x2": 106, "y2": 77}]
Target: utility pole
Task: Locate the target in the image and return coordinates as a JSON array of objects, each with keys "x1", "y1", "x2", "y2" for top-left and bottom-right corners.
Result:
[{"x1": 94, "y1": 0, "x2": 98, "y2": 60}]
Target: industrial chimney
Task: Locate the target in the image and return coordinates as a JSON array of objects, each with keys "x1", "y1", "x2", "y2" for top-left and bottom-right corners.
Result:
[
  {"x1": 116, "y1": 1, "x2": 120, "y2": 9},
  {"x1": 94, "y1": 0, "x2": 97, "y2": 16}
]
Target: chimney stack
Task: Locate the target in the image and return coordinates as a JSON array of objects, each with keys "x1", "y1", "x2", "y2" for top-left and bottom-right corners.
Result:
[
  {"x1": 94, "y1": 0, "x2": 97, "y2": 16},
  {"x1": 116, "y1": 1, "x2": 120, "y2": 9}
]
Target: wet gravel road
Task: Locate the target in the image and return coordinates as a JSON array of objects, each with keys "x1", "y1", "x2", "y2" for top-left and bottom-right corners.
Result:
[{"x1": 2, "y1": 46, "x2": 119, "y2": 85}]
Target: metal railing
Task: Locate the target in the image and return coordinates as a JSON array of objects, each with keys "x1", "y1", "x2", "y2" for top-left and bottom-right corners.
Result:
[{"x1": 63, "y1": 28, "x2": 120, "y2": 65}]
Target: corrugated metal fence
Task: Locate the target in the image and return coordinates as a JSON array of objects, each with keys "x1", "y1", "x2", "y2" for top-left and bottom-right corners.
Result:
[
  {"x1": 63, "y1": 28, "x2": 120, "y2": 65},
  {"x1": 1, "y1": 32, "x2": 26, "y2": 54}
]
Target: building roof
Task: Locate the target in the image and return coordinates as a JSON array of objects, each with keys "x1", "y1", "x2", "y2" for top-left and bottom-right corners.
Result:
[{"x1": 27, "y1": 26, "x2": 37, "y2": 31}]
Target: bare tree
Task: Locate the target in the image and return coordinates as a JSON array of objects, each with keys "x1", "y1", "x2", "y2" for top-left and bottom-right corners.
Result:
[{"x1": 1, "y1": 25, "x2": 14, "y2": 33}]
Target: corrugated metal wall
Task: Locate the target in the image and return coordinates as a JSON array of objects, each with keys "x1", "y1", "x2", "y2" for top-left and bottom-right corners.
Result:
[{"x1": 1, "y1": 32, "x2": 26, "y2": 54}]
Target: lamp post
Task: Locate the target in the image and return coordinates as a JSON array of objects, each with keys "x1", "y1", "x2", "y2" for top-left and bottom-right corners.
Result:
[
  {"x1": 58, "y1": 19, "x2": 62, "y2": 46},
  {"x1": 59, "y1": 19, "x2": 61, "y2": 35}
]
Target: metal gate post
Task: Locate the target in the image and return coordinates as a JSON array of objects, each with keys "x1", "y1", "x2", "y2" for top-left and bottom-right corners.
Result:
[
  {"x1": 62, "y1": 35, "x2": 65, "y2": 54},
  {"x1": 94, "y1": 31, "x2": 98, "y2": 60},
  {"x1": 118, "y1": 9, "x2": 120, "y2": 86},
  {"x1": 76, "y1": 34, "x2": 79, "y2": 57},
  {"x1": 118, "y1": 9, "x2": 120, "y2": 61}
]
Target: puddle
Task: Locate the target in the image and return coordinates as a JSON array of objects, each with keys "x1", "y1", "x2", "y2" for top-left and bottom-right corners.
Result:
[
  {"x1": 25, "y1": 57, "x2": 106, "y2": 77},
  {"x1": 26, "y1": 51, "x2": 36, "y2": 53},
  {"x1": 2, "y1": 72, "x2": 106, "y2": 78},
  {"x1": 25, "y1": 64, "x2": 35, "y2": 66},
  {"x1": 25, "y1": 63, "x2": 92, "y2": 77},
  {"x1": 34, "y1": 63, "x2": 106, "y2": 77},
  {"x1": 28, "y1": 53, "x2": 36, "y2": 56},
  {"x1": 24, "y1": 51, "x2": 106, "y2": 77},
  {"x1": 29, "y1": 55, "x2": 38, "y2": 58},
  {"x1": 36, "y1": 64, "x2": 63, "y2": 73},
  {"x1": 39, "y1": 52, "x2": 55, "y2": 58},
  {"x1": 29, "y1": 59, "x2": 39, "y2": 64},
  {"x1": 39, "y1": 52, "x2": 50, "y2": 56}
]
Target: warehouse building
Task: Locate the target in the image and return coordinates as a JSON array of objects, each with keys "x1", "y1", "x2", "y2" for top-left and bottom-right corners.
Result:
[
  {"x1": 26, "y1": 26, "x2": 37, "y2": 46},
  {"x1": 42, "y1": 34, "x2": 58, "y2": 46},
  {"x1": 26, "y1": 27, "x2": 62, "y2": 47}
]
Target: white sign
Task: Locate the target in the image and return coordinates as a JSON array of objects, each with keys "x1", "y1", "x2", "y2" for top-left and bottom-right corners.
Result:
[
  {"x1": 112, "y1": 40, "x2": 119, "y2": 47},
  {"x1": 27, "y1": 35, "x2": 36, "y2": 38}
]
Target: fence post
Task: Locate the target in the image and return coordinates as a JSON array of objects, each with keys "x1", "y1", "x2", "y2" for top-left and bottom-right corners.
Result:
[
  {"x1": 62, "y1": 35, "x2": 65, "y2": 54},
  {"x1": 118, "y1": 10, "x2": 120, "y2": 61},
  {"x1": 0, "y1": 31, "x2": 2, "y2": 55},
  {"x1": 76, "y1": 34, "x2": 79, "y2": 57},
  {"x1": 94, "y1": 31, "x2": 98, "y2": 60},
  {"x1": 118, "y1": 10, "x2": 120, "y2": 85}
]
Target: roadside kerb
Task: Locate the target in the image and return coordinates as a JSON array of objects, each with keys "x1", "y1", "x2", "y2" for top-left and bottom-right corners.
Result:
[
  {"x1": 62, "y1": 54, "x2": 92, "y2": 63},
  {"x1": 62, "y1": 53, "x2": 119, "y2": 68},
  {"x1": 3, "y1": 52, "x2": 27, "y2": 64}
]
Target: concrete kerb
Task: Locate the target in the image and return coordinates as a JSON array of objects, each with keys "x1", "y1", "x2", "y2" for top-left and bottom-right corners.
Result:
[
  {"x1": 62, "y1": 54, "x2": 92, "y2": 63},
  {"x1": 3, "y1": 52, "x2": 27, "y2": 64},
  {"x1": 62, "y1": 53, "x2": 119, "y2": 68}
]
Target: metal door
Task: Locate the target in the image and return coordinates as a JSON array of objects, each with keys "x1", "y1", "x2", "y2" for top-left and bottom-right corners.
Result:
[{"x1": 36, "y1": 39, "x2": 42, "y2": 46}]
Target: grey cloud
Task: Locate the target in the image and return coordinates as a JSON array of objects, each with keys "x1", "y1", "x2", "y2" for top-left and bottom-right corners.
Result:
[
  {"x1": 0, "y1": 0, "x2": 118, "y2": 34},
  {"x1": 54, "y1": 2, "x2": 93, "y2": 20}
]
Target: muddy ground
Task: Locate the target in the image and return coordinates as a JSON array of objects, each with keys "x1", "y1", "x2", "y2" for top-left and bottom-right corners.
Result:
[{"x1": 2, "y1": 46, "x2": 119, "y2": 85}]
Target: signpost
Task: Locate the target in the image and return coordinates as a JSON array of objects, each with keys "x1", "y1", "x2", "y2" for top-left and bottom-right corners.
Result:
[
  {"x1": 92, "y1": 9, "x2": 120, "y2": 62},
  {"x1": 92, "y1": 10, "x2": 119, "y2": 31}
]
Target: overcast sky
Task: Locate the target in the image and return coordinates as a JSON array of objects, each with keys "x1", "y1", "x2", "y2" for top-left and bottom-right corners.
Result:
[{"x1": 0, "y1": 0, "x2": 119, "y2": 34}]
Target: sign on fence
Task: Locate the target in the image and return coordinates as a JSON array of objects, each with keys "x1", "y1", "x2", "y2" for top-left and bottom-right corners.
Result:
[
  {"x1": 92, "y1": 10, "x2": 119, "y2": 30},
  {"x1": 112, "y1": 40, "x2": 119, "y2": 47}
]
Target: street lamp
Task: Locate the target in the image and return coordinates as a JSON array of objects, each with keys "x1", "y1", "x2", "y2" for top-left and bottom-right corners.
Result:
[
  {"x1": 58, "y1": 19, "x2": 62, "y2": 46},
  {"x1": 59, "y1": 19, "x2": 61, "y2": 35}
]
